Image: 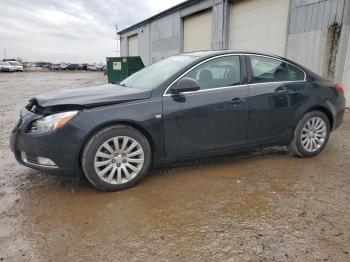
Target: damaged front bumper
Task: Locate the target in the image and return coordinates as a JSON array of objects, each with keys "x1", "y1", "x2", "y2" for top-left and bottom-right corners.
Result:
[{"x1": 10, "y1": 109, "x2": 83, "y2": 177}]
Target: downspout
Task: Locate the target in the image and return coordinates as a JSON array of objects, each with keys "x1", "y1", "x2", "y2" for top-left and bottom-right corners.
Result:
[
  {"x1": 336, "y1": 0, "x2": 350, "y2": 84},
  {"x1": 284, "y1": 0, "x2": 292, "y2": 57},
  {"x1": 222, "y1": 0, "x2": 227, "y2": 50}
]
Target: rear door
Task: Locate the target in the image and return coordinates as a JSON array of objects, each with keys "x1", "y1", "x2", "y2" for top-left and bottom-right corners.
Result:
[
  {"x1": 246, "y1": 55, "x2": 307, "y2": 143},
  {"x1": 162, "y1": 55, "x2": 249, "y2": 156}
]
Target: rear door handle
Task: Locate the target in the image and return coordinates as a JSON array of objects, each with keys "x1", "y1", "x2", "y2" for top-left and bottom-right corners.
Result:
[
  {"x1": 230, "y1": 98, "x2": 245, "y2": 106},
  {"x1": 275, "y1": 90, "x2": 297, "y2": 94}
]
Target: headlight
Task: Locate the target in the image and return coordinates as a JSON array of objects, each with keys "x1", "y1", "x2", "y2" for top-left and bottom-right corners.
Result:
[{"x1": 29, "y1": 111, "x2": 79, "y2": 133}]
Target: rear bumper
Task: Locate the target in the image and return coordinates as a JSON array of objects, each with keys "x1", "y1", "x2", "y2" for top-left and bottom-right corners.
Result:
[{"x1": 333, "y1": 109, "x2": 345, "y2": 130}]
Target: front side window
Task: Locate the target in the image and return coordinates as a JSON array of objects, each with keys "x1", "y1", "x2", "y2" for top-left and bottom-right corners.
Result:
[
  {"x1": 181, "y1": 56, "x2": 241, "y2": 90},
  {"x1": 250, "y1": 56, "x2": 304, "y2": 83}
]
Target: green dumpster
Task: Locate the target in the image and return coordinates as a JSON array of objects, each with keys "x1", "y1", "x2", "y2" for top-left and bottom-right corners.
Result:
[{"x1": 106, "y1": 56, "x2": 145, "y2": 84}]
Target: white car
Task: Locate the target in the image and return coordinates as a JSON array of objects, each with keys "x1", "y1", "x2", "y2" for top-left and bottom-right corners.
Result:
[
  {"x1": 50, "y1": 64, "x2": 61, "y2": 70},
  {"x1": 87, "y1": 64, "x2": 97, "y2": 71},
  {"x1": 8, "y1": 61, "x2": 24, "y2": 72},
  {"x1": 96, "y1": 63, "x2": 104, "y2": 71},
  {"x1": 60, "y1": 63, "x2": 68, "y2": 70},
  {"x1": 0, "y1": 61, "x2": 15, "y2": 72}
]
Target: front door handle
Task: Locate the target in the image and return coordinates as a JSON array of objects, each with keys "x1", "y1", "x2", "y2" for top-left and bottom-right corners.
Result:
[{"x1": 230, "y1": 98, "x2": 245, "y2": 106}]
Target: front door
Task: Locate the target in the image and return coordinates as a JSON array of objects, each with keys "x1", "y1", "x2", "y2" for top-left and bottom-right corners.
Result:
[{"x1": 162, "y1": 55, "x2": 249, "y2": 156}]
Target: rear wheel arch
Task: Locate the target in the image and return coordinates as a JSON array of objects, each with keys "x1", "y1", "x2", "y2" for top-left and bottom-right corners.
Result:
[
  {"x1": 306, "y1": 106, "x2": 334, "y2": 130},
  {"x1": 287, "y1": 106, "x2": 334, "y2": 145},
  {"x1": 289, "y1": 110, "x2": 331, "y2": 157}
]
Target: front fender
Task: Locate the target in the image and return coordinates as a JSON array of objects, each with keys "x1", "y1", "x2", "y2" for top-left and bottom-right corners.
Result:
[{"x1": 71, "y1": 98, "x2": 164, "y2": 161}]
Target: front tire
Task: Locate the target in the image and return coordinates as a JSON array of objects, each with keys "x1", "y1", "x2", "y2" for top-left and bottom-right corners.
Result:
[
  {"x1": 289, "y1": 111, "x2": 330, "y2": 157},
  {"x1": 82, "y1": 125, "x2": 151, "y2": 191}
]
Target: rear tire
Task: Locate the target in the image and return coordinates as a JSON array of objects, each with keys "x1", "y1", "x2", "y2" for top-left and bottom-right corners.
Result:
[
  {"x1": 289, "y1": 111, "x2": 330, "y2": 157},
  {"x1": 82, "y1": 125, "x2": 151, "y2": 191}
]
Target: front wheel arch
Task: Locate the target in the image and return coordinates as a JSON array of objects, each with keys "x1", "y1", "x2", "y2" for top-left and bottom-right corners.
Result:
[
  {"x1": 81, "y1": 124, "x2": 152, "y2": 191},
  {"x1": 78, "y1": 121, "x2": 156, "y2": 170}
]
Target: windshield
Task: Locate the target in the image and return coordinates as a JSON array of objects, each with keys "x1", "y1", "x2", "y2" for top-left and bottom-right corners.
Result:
[
  {"x1": 9, "y1": 61, "x2": 20, "y2": 65},
  {"x1": 120, "y1": 55, "x2": 198, "y2": 90}
]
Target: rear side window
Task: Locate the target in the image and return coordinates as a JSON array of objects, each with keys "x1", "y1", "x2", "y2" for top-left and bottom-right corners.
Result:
[
  {"x1": 182, "y1": 55, "x2": 241, "y2": 90},
  {"x1": 250, "y1": 56, "x2": 304, "y2": 83}
]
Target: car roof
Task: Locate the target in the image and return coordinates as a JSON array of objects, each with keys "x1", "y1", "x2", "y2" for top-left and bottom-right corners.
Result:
[
  {"x1": 181, "y1": 49, "x2": 305, "y2": 70},
  {"x1": 183, "y1": 50, "x2": 285, "y2": 60}
]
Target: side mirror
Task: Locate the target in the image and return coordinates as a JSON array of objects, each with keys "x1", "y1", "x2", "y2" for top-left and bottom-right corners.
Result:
[{"x1": 171, "y1": 77, "x2": 201, "y2": 94}]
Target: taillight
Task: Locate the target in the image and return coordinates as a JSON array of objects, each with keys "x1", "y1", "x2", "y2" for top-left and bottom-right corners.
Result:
[{"x1": 335, "y1": 84, "x2": 345, "y2": 95}]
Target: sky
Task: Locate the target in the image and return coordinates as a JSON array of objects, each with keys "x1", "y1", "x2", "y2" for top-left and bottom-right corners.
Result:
[{"x1": 0, "y1": 0, "x2": 184, "y2": 63}]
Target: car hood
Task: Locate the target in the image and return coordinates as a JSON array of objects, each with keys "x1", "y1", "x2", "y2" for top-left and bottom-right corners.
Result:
[{"x1": 35, "y1": 84, "x2": 152, "y2": 107}]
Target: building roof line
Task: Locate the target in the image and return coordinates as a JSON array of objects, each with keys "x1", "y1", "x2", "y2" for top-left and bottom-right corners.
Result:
[{"x1": 117, "y1": 0, "x2": 196, "y2": 35}]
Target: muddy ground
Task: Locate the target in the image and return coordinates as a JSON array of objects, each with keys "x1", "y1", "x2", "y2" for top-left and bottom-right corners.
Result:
[{"x1": 0, "y1": 71, "x2": 349, "y2": 261}]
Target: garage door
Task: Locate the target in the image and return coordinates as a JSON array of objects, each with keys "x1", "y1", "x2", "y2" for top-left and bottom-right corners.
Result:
[
  {"x1": 128, "y1": 34, "x2": 139, "y2": 56},
  {"x1": 342, "y1": 37, "x2": 350, "y2": 107},
  {"x1": 183, "y1": 9, "x2": 212, "y2": 52},
  {"x1": 229, "y1": 0, "x2": 289, "y2": 56}
]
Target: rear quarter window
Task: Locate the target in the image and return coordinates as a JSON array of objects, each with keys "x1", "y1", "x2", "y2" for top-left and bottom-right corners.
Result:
[{"x1": 250, "y1": 56, "x2": 304, "y2": 83}]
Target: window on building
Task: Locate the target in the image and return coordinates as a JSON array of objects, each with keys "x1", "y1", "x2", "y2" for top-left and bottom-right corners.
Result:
[{"x1": 250, "y1": 56, "x2": 304, "y2": 83}]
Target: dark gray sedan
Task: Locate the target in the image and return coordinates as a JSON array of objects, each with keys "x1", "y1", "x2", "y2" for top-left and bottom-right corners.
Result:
[{"x1": 10, "y1": 51, "x2": 346, "y2": 191}]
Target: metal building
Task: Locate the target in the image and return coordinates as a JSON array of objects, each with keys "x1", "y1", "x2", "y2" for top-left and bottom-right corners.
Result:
[{"x1": 118, "y1": 0, "x2": 350, "y2": 105}]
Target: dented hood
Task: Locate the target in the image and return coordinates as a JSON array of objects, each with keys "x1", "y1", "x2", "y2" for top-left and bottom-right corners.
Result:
[{"x1": 35, "y1": 84, "x2": 152, "y2": 107}]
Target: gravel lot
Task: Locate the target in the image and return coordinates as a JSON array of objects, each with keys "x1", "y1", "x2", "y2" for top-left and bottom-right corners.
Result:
[{"x1": 0, "y1": 71, "x2": 350, "y2": 261}]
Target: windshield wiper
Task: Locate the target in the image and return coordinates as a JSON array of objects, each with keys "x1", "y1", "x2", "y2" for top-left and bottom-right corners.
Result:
[
  {"x1": 116, "y1": 82, "x2": 127, "y2": 87},
  {"x1": 119, "y1": 82, "x2": 134, "y2": 88}
]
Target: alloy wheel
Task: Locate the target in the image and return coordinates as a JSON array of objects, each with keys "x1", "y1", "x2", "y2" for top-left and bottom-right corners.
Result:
[
  {"x1": 94, "y1": 136, "x2": 144, "y2": 184},
  {"x1": 301, "y1": 117, "x2": 327, "y2": 152}
]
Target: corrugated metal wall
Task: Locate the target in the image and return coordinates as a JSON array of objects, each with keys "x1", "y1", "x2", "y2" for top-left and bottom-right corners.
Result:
[
  {"x1": 119, "y1": 0, "x2": 350, "y2": 106},
  {"x1": 289, "y1": 0, "x2": 344, "y2": 33},
  {"x1": 342, "y1": 35, "x2": 350, "y2": 104},
  {"x1": 286, "y1": 0, "x2": 347, "y2": 81},
  {"x1": 119, "y1": 0, "x2": 225, "y2": 66},
  {"x1": 150, "y1": 12, "x2": 181, "y2": 63},
  {"x1": 120, "y1": 24, "x2": 151, "y2": 65}
]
